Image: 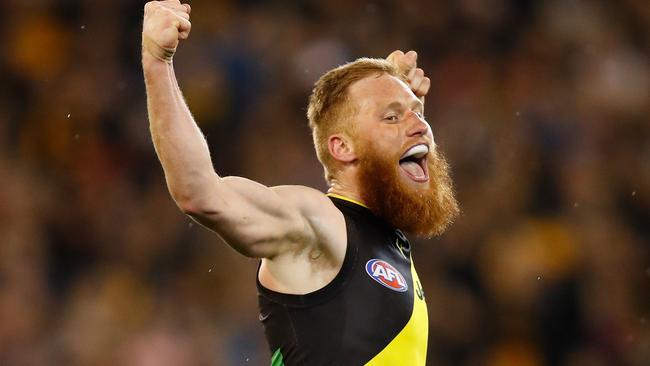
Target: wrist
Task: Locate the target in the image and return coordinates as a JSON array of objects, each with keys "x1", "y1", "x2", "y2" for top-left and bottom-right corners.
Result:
[
  {"x1": 142, "y1": 50, "x2": 172, "y2": 76},
  {"x1": 141, "y1": 34, "x2": 175, "y2": 64}
]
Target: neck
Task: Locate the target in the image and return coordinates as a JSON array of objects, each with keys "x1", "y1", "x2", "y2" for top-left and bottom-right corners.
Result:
[{"x1": 327, "y1": 177, "x2": 366, "y2": 206}]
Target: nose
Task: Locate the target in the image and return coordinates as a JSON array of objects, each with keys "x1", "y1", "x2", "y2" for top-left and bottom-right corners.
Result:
[{"x1": 405, "y1": 111, "x2": 430, "y2": 138}]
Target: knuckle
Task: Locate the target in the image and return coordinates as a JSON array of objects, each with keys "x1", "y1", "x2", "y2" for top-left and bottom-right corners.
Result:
[{"x1": 152, "y1": 5, "x2": 166, "y2": 15}]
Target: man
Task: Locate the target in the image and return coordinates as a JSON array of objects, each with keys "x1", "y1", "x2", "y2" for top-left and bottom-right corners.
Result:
[{"x1": 142, "y1": 1, "x2": 459, "y2": 365}]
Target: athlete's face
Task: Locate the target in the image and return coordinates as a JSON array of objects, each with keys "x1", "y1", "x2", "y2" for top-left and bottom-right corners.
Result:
[{"x1": 347, "y1": 74, "x2": 458, "y2": 237}]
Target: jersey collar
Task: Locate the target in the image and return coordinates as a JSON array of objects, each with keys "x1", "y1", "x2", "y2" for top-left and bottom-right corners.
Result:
[{"x1": 326, "y1": 193, "x2": 369, "y2": 209}]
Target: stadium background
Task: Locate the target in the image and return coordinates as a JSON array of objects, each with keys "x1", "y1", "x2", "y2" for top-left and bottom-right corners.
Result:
[{"x1": 1, "y1": 0, "x2": 648, "y2": 365}]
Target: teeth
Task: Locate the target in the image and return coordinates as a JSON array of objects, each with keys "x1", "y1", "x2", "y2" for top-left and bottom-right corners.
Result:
[{"x1": 401, "y1": 144, "x2": 429, "y2": 159}]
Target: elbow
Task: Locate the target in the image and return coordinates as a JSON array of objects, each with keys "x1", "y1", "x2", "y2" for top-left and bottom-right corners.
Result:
[
  {"x1": 169, "y1": 190, "x2": 196, "y2": 214},
  {"x1": 176, "y1": 198, "x2": 200, "y2": 216},
  {"x1": 168, "y1": 186, "x2": 212, "y2": 216},
  {"x1": 175, "y1": 197, "x2": 219, "y2": 217},
  {"x1": 168, "y1": 174, "x2": 223, "y2": 216}
]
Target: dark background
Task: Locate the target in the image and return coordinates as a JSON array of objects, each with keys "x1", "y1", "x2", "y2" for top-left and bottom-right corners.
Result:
[{"x1": 0, "y1": 0, "x2": 648, "y2": 365}]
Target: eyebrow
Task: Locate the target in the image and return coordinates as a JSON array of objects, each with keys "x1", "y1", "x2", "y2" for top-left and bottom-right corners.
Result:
[{"x1": 384, "y1": 99, "x2": 424, "y2": 112}]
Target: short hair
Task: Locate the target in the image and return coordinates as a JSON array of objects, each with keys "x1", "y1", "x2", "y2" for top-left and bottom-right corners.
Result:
[{"x1": 307, "y1": 57, "x2": 404, "y2": 182}]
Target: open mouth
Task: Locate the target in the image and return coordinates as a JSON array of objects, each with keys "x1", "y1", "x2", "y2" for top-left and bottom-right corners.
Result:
[{"x1": 398, "y1": 144, "x2": 429, "y2": 183}]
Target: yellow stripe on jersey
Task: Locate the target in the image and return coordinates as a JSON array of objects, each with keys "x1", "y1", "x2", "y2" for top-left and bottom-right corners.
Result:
[
  {"x1": 326, "y1": 193, "x2": 369, "y2": 209},
  {"x1": 365, "y1": 259, "x2": 428, "y2": 366}
]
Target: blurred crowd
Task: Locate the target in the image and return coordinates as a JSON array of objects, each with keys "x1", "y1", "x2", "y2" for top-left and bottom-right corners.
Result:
[{"x1": 0, "y1": 0, "x2": 648, "y2": 365}]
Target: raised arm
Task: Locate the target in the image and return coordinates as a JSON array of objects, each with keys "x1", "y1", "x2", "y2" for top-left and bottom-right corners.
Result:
[{"x1": 141, "y1": 1, "x2": 318, "y2": 259}]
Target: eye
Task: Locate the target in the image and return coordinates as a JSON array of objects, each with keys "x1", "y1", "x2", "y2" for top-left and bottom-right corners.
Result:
[
  {"x1": 384, "y1": 115, "x2": 399, "y2": 122},
  {"x1": 414, "y1": 110, "x2": 424, "y2": 119}
]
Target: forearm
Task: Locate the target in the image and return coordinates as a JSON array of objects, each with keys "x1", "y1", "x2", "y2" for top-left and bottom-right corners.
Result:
[{"x1": 143, "y1": 52, "x2": 218, "y2": 208}]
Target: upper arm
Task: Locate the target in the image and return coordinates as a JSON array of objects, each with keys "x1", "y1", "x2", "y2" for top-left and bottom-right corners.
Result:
[{"x1": 181, "y1": 175, "x2": 322, "y2": 259}]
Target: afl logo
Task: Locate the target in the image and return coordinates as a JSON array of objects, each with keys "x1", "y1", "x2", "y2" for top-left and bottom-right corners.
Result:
[{"x1": 365, "y1": 259, "x2": 408, "y2": 292}]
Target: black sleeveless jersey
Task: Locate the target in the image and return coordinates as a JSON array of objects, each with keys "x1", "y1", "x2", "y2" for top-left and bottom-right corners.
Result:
[{"x1": 256, "y1": 195, "x2": 428, "y2": 366}]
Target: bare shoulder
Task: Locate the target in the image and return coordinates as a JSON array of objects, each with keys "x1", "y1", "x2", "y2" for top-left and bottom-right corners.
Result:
[
  {"x1": 271, "y1": 185, "x2": 337, "y2": 214},
  {"x1": 271, "y1": 185, "x2": 346, "y2": 256},
  {"x1": 257, "y1": 185, "x2": 348, "y2": 294}
]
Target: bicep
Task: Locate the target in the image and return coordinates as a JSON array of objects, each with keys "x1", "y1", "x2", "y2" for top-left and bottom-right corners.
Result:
[{"x1": 185, "y1": 176, "x2": 315, "y2": 258}]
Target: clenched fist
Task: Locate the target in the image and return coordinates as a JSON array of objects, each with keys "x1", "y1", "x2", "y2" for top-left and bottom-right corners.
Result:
[
  {"x1": 142, "y1": 0, "x2": 192, "y2": 63},
  {"x1": 386, "y1": 50, "x2": 430, "y2": 101}
]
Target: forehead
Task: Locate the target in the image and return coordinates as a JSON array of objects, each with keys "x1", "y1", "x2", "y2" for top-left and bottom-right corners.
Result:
[{"x1": 347, "y1": 73, "x2": 419, "y2": 111}]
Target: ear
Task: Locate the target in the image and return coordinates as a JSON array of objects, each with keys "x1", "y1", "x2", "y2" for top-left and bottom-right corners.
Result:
[{"x1": 328, "y1": 134, "x2": 357, "y2": 164}]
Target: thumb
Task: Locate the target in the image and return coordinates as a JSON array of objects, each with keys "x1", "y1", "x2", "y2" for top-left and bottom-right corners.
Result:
[{"x1": 175, "y1": 17, "x2": 192, "y2": 40}]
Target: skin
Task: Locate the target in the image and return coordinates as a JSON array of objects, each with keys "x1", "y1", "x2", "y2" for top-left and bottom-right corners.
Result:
[
  {"x1": 142, "y1": 0, "x2": 433, "y2": 295},
  {"x1": 328, "y1": 74, "x2": 434, "y2": 203}
]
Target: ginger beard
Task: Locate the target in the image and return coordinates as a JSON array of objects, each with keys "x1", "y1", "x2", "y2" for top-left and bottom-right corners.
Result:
[{"x1": 356, "y1": 141, "x2": 459, "y2": 238}]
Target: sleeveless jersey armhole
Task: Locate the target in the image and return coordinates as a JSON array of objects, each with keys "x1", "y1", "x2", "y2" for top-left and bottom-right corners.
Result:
[{"x1": 256, "y1": 212, "x2": 358, "y2": 308}]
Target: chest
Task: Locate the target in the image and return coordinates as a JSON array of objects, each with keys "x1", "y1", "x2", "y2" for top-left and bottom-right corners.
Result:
[{"x1": 338, "y1": 222, "x2": 422, "y2": 340}]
